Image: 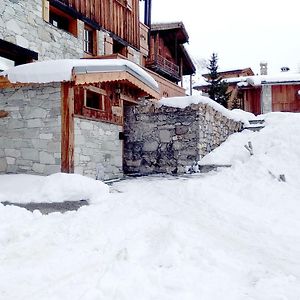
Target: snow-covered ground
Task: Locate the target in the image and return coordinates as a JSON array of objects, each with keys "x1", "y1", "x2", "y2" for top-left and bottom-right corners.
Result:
[{"x1": 0, "y1": 112, "x2": 300, "y2": 300}]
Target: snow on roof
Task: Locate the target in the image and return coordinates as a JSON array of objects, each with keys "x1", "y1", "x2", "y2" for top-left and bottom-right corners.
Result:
[
  {"x1": 194, "y1": 72, "x2": 300, "y2": 89},
  {"x1": 0, "y1": 59, "x2": 159, "y2": 91},
  {"x1": 158, "y1": 95, "x2": 253, "y2": 124}
]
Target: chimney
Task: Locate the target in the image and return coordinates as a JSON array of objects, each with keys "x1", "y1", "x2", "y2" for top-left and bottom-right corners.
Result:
[{"x1": 260, "y1": 62, "x2": 268, "y2": 75}]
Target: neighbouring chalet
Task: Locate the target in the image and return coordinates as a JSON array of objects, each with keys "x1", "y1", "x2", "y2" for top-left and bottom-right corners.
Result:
[
  {"x1": 194, "y1": 65, "x2": 300, "y2": 114},
  {"x1": 0, "y1": 59, "x2": 159, "y2": 179},
  {"x1": 146, "y1": 22, "x2": 196, "y2": 97},
  {"x1": 194, "y1": 68, "x2": 255, "y2": 109},
  {"x1": 238, "y1": 73, "x2": 300, "y2": 114}
]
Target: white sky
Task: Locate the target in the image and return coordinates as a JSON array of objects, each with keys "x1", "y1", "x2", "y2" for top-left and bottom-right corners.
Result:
[{"x1": 151, "y1": 0, "x2": 300, "y2": 75}]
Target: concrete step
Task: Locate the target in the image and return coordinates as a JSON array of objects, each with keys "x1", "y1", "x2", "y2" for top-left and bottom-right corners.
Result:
[
  {"x1": 243, "y1": 124, "x2": 265, "y2": 132},
  {"x1": 244, "y1": 119, "x2": 265, "y2": 132},
  {"x1": 249, "y1": 119, "x2": 265, "y2": 125},
  {"x1": 198, "y1": 164, "x2": 231, "y2": 173}
]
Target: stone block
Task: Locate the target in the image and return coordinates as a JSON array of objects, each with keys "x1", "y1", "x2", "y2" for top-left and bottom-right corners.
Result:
[
  {"x1": 40, "y1": 151, "x2": 55, "y2": 164},
  {"x1": 143, "y1": 141, "x2": 159, "y2": 152},
  {"x1": 32, "y1": 163, "x2": 45, "y2": 173},
  {"x1": 6, "y1": 157, "x2": 16, "y2": 165},
  {"x1": 175, "y1": 125, "x2": 189, "y2": 135},
  {"x1": 4, "y1": 149, "x2": 21, "y2": 158},
  {"x1": 159, "y1": 130, "x2": 171, "y2": 143},
  {"x1": 27, "y1": 119, "x2": 43, "y2": 128},
  {"x1": 0, "y1": 158, "x2": 7, "y2": 172},
  {"x1": 21, "y1": 148, "x2": 39, "y2": 161}
]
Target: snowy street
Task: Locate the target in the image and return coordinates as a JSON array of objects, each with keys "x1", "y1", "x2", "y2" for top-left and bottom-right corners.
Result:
[{"x1": 0, "y1": 112, "x2": 300, "y2": 300}]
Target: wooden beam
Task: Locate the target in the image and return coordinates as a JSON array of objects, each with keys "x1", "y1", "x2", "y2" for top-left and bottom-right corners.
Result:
[
  {"x1": 61, "y1": 83, "x2": 75, "y2": 173},
  {"x1": 84, "y1": 85, "x2": 107, "y2": 95}
]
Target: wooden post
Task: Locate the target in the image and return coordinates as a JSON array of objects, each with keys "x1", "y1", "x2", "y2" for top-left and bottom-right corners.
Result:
[
  {"x1": 61, "y1": 83, "x2": 75, "y2": 173},
  {"x1": 190, "y1": 75, "x2": 193, "y2": 96}
]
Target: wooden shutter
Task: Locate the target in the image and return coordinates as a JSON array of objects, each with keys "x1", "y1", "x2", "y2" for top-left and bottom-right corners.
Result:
[{"x1": 42, "y1": 0, "x2": 50, "y2": 22}]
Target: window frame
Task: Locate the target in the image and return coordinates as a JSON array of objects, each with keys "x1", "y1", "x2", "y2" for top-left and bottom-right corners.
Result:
[
  {"x1": 84, "y1": 88, "x2": 106, "y2": 112},
  {"x1": 83, "y1": 25, "x2": 98, "y2": 56}
]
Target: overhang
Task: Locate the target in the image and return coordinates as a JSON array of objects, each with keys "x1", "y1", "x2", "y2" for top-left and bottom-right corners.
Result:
[{"x1": 0, "y1": 59, "x2": 160, "y2": 99}]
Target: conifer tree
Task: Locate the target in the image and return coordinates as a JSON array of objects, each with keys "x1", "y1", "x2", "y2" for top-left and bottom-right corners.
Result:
[{"x1": 206, "y1": 53, "x2": 230, "y2": 108}]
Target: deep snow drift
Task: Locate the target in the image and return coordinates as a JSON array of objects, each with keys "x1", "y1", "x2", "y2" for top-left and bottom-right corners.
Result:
[{"x1": 0, "y1": 112, "x2": 300, "y2": 300}]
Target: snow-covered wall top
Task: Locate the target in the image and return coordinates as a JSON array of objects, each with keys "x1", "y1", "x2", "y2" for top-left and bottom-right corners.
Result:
[
  {"x1": 158, "y1": 96, "x2": 253, "y2": 124},
  {"x1": 0, "y1": 59, "x2": 159, "y2": 90}
]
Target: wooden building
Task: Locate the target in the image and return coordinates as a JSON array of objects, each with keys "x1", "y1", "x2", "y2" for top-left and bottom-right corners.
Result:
[
  {"x1": 145, "y1": 22, "x2": 196, "y2": 97},
  {"x1": 194, "y1": 68, "x2": 255, "y2": 109},
  {"x1": 239, "y1": 75, "x2": 300, "y2": 114},
  {"x1": 0, "y1": 59, "x2": 159, "y2": 179}
]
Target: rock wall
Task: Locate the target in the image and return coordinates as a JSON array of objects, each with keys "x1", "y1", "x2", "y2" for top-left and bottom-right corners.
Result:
[
  {"x1": 74, "y1": 118, "x2": 123, "y2": 180},
  {"x1": 124, "y1": 100, "x2": 243, "y2": 175},
  {"x1": 0, "y1": 83, "x2": 62, "y2": 174},
  {"x1": 0, "y1": 0, "x2": 84, "y2": 60}
]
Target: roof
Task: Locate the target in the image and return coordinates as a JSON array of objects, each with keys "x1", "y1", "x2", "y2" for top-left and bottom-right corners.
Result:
[
  {"x1": 194, "y1": 72, "x2": 300, "y2": 90},
  {"x1": 179, "y1": 45, "x2": 196, "y2": 75},
  {"x1": 151, "y1": 22, "x2": 189, "y2": 43},
  {"x1": 202, "y1": 68, "x2": 254, "y2": 79},
  {"x1": 0, "y1": 59, "x2": 160, "y2": 99}
]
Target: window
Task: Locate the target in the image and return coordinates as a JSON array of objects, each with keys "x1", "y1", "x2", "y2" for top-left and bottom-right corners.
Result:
[
  {"x1": 113, "y1": 39, "x2": 127, "y2": 57},
  {"x1": 46, "y1": 5, "x2": 78, "y2": 36},
  {"x1": 84, "y1": 25, "x2": 97, "y2": 56},
  {"x1": 84, "y1": 90, "x2": 105, "y2": 111}
]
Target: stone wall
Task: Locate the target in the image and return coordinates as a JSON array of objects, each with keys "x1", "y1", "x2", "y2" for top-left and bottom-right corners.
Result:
[
  {"x1": 124, "y1": 100, "x2": 243, "y2": 175},
  {"x1": 1, "y1": 0, "x2": 84, "y2": 60},
  {"x1": 0, "y1": 0, "x2": 141, "y2": 64},
  {"x1": 74, "y1": 117, "x2": 123, "y2": 180},
  {"x1": 0, "y1": 83, "x2": 61, "y2": 174}
]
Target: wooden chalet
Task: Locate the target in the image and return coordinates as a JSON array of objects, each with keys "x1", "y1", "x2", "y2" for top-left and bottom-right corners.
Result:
[
  {"x1": 145, "y1": 22, "x2": 196, "y2": 97},
  {"x1": 238, "y1": 75, "x2": 300, "y2": 114},
  {"x1": 195, "y1": 68, "x2": 255, "y2": 109}
]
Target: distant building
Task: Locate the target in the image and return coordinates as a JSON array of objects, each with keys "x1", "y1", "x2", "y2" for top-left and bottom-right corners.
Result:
[{"x1": 194, "y1": 68, "x2": 254, "y2": 109}]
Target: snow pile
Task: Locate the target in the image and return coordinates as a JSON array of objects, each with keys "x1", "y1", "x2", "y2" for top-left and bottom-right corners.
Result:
[
  {"x1": 0, "y1": 113, "x2": 300, "y2": 299},
  {"x1": 0, "y1": 59, "x2": 158, "y2": 90},
  {"x1": 159, "y1": 95, "x2": 254, "y2": 124},
  {"x1": 199, "y1": 112, "x2": 300, "y2": 172},
  {"x1": 0, "y1": 173, "x2": 109, "y2": 204}
]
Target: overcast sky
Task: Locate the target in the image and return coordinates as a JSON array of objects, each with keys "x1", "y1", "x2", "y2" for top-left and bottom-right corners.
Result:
[{"x1": 151, "y1": 0, "x2": 300, "y2": 75}]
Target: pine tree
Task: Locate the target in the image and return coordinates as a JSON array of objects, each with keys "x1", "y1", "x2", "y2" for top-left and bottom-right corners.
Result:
[{"x1": 206, "y1": 53, "x2": 230, "y2": 108}]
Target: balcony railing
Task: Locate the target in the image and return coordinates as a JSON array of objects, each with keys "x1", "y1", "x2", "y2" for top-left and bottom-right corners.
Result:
[{"x1": 146, "y1": 54, "x2": 180, "y2": 81}]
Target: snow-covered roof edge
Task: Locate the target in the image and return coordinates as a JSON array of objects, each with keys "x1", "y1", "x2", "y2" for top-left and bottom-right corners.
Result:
[
  {"x1": 157, "y1": 95, "x2": 254, "y2": 124},
  {"x1": 0, "y1": 59, "x2": 159, "y2": 91}
]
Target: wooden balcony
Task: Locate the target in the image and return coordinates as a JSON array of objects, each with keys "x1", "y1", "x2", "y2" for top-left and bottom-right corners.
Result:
[
  {"x1": 146, "y1": 54, "x2": 181, "y2": 82},
  {"x1": 51, "y1": 0, "x2": 140, "y2": 48}
]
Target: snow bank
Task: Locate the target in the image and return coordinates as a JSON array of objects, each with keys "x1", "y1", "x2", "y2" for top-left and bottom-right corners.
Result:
[
  {"x1": 158, "y1": 95, "x2": 254, "y2": 124},
  {"x1": 0, "y1": 113, "x2": 300, "y2": 299},
  {"x1": 0, "y1": 173, "x2": 109, "y2": 204},
  {"x1": 199, "y1": 112, "x2": 300, "y2": 172},
  {"x1": 0, "y1": 59, "x2": 158, "y2": 90}
]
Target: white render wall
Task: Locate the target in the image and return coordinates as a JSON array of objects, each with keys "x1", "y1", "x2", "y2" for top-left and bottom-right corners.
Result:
[
  {"x1": 74, "y1": 117, "x2": 123, "y2": 180},
  {"x1": 1, "y1": 0, "x2": 85, "y2": 60},
  {"x1": 0, "y1": 83, "x2": 62, "y2": 174}
]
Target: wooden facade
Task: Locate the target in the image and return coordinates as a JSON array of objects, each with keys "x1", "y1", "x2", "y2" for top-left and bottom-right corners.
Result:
[
  {"x1": 241, "y1": 84, "x2": 300, "y2": 115},
  {"x1": 146, "y1": 22, "x2": 196, "y2": 84},
  {"x1": 50, "y1": 0, "x2": 141, "y2": 48}
]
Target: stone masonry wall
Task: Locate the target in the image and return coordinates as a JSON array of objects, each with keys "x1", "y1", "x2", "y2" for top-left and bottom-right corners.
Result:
[
  {"x1": 124, "y1": 100, "x2": 243, "y2": 175},
  {"x1": 0, "y1": 83, "x2": 61, "y2": 174},
  {"x1": 1, "y1": 0, "x2": 84, "y2": 60},
  {"x1": 74, "y1": 118, "x2": 123, "y2": 180}
]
